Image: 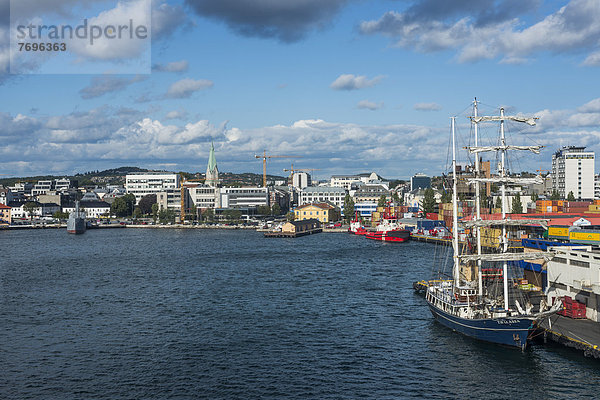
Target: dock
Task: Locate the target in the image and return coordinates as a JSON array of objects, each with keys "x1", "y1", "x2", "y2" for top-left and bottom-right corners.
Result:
[
  {"x1": 537, "y1": 314, "x2": 600, "y2": 358},
  {"x1": 263, "y1": 228, "x2": 322, "y2": 238}
]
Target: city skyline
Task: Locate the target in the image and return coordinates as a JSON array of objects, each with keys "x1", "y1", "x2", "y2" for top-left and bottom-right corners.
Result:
[{"x1": 1, "y1": 0, "x2": 599, "y2": 179}]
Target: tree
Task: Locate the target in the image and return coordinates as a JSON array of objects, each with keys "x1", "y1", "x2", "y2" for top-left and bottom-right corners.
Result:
[
  {"x1": 138, "y1": 194, "x2": 157, "y2": 215},
  {"x1": 53, "y1": 210, "x2": 70, "y2": 220},
  {"x1": 286, "y1": 211, "x2": 295, "y2": 222},
  {"x1": 495, "y1": 196, "x2": 502, "y2": 209},
  {"x1": 550, "y1": 190, "x2": 560, "y2": 200},
  {"x1": 343, "y1": 194, "x2": 355, "y2": 223},
  {"x1": 271, "y1": 203, "x2": 281, "y2": 216},
  {"x1": 377, "y1": 195, "x2": 387, "y2": 207},
  {"x1": 567, "y1": 191, "x2": 575, "y2": 201},
  {"x1": 111, "y1": 194, "x2": 136, "y2": 218},
  {"x1": 202, "y1": 208, "x2": 214, "y2": 222},
  {"x1": 133, "y1": 206, "x2": 142, "y2": 219},
  {"x1": 151, "y1": 203, "x2": 159, "y2": 223},
  {"x1": 158, "y1": 208, "x2": 175, "y2": 224},
  {"x1": 23, "y1": 201, "x2": 39, "y2": 220},
  {"x1": 440, "y1": 190, "x2": 451, "y2": 204},
  {"x1": 391, "y1": 191, "x2": 402, "y2": 205},
  {"x1": 257, "y1": 205, "x2": 271, "y2": 215},
  {"x1": 531, "y1": 192, "x2": 539, "y2": 202},
  {"x1": 511, "y1": 193, "x2": 523, "y2": 214},
  {"x1": 422, "y1": 188, "x2": 436, "y2": 214}
]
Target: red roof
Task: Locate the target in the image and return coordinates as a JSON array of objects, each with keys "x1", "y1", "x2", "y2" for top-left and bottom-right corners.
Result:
[{"x1": 0, "y1": 204, "x2": 10, "y2": 209}]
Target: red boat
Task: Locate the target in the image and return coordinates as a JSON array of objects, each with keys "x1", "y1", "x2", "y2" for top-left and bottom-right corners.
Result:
[
  {"x1": 348, "y1": 212, "x2": 368, "y2": 235},
  {"x1": 365, "y1": 229, "x2": 411, "y2": 242}
]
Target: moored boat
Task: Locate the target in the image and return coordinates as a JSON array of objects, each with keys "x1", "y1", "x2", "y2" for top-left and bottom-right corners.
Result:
[
  {"x1": 425, "y1": 99, "x2": 561, "y2": 350},
  {"x1": 67, "y1": 201, "x2": 86, "y2": 234}
]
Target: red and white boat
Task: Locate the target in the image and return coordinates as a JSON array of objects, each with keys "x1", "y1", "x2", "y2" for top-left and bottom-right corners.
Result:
[
  {"x1": 364, "y1": 206, "x2": 411, "y2": 242},
  {"x1": 348, "y1": 212, "x2": 368, "y2": 235}
]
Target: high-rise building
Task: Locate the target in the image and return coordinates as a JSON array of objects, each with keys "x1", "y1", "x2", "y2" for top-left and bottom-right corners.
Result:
[
  {"x1": 206, "y1": 142, "x2": 219, "y2": 187},
  {"x1": 552, "y1": 146, "x2": 595, "y2": 200},
  {"x1": 410, "y1": 173, "x2": 431, "y2": 191}
]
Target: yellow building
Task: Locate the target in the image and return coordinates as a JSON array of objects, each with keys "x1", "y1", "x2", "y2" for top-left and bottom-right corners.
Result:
[
  {"x1": 294, "y1": 203, "x2": 339, "y2": 223},
  {"x1": 0, "y1": 204, "x2": 11, "y2": 226}
]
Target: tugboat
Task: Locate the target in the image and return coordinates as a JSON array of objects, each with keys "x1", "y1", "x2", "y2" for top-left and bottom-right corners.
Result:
[
  {"x1": 67, "y1": 201, "x2": 86, "y2": 234},
  {"x1": 364, "y1": 204, "x2": 411, "y2": 242},
  {"x1": 348, "y1": 212, "x2": 368, "y2": 235}
]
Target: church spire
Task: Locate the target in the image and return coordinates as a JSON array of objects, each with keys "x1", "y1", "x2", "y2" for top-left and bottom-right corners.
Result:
[{"x1": 206, "y1": 142, "x2": 219, "y2": 187}]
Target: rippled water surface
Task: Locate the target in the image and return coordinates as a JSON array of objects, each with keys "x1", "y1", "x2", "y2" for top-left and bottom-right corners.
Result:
[{"x1": 1, "y1": 229, "x2": 599, "y2": 399}]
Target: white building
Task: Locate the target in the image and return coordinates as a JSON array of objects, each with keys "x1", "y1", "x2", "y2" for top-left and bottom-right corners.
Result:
[
  {"x1": 64, "y1": 201, "x2": 111, "y2": 219},
  {"x1": 126, "y1": 173, "x2": 179, "y2": 204},
  {"x1": 157, "y1": 189, "x2": 182, "y2": 212},
  {"x1": 0, "y1": 188, "x2": 14, "y2": 205},
  {"x1": 552, "y1": 146, "x2": 595, "y2": 200},
  {"x1": 220, "y1": 187, "x2": 268, "y2": 209},
  {"x1": 291, "y1": 172, "x2": 311, "y2": 190},
  {"x1": 32, "y1": 180, "x2": 53, "y2": 196},
  {"x1": 547, "y1": 246, "x2": 600, "y2": 322},
  {"x1": 188, "y1": 184, "x2": 219, "y2": 209},
  {"x1": 300, "y1": 186, "x2": 346, "y2": 209}
]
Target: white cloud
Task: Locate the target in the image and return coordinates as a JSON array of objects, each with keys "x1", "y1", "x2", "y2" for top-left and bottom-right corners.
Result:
[
  {"x1": 7, "y1": 97, "x2": 600, "y2": 179},
  {"x1": 166, "y1": 78, "x2": 214, "y2": 98},
  {"x1": 165, "y1": 110, "x2": 188, "y2": 119},
  {"x1": 330, "y1": 74, "x2": 384, "y2": 90},
  {"x1": 357, "y1": 100, "x2": 383, "y2": 110},
  {"x1": 414, "y1": 102, "x2": 442, "y2": 111},
  {"x1": 79, "y1": 75, "x2": 146, "y2": 99},
  {"x1": 152, "y1": 60, "x2": 189, "y2": 72},
  {"x1": 360, "y1": 0, "x2": 600, "y2": 64}
]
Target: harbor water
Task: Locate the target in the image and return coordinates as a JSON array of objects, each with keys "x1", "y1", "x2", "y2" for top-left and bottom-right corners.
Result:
[{"x1": 1, "y1": 229, "x2": 599, "y2": 399}]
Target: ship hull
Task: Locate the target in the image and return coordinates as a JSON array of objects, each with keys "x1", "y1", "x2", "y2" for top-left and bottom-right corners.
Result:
[
  {"x1": 67, "y1": 217, "x2": 86, "y2": 234},
  {"x1": 427, "y1": 302, "x2": 534, "y2": 350},
  {"x1": 365, "y1": 230, "x2": 411, "y2": 242}
]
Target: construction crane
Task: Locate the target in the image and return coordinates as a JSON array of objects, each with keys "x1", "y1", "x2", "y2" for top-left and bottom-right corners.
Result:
[
  {"x1": 283, "y1": 164, "x2": 321, "y2": 183},
  {"x1": 254, "y1": 150, "x2": 299, "y2": 187}
]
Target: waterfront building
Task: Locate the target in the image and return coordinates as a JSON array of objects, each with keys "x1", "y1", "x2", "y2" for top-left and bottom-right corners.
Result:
[
  {"x1": 220, "y1": 187, "x2": 268, "y2": 209},
  {"x1": 300, "y1": 186, "x2": 345, "y2": 209},
  {"x1": 330, "y1": 172, "x2": 386, "y2": 191},
  {"x1": 294, "y1": 203, "x2": 339, "y2": 223},
  {"x1": 157, "y1": 189, "x2": 182, "y2": 213},
  {"x1": 547, "y1": 246, "x2": 600, "y2": 322},
  {"x1": 63, "y1": 201, "x2": 110, "y2": 219},
  {"x1": 410, "y1": 173, "x2": 431, "y2": 191},
  {"x1": 0, "y1": 188, "x2": 14, "y2": 205},
  {"x1": 552, "y1": 146, "x2": 595, "y2": 200},
  {"x1": 126, "y1": 172, "x2": 179, "y2": 204},
  {"x1": 8, "y1": 201, "x2": 43, "y2": 219},
  {"x1": 0, "y1": 203, "x2": 11, "y2": 225},
  {"x1": 352, "y1": 184, "x2": 389, "y2": 204},
  {"x1": 206, "y1": 142, "x2": 219, "y2": 187},
  {"x1": 354, "y1": 202, "x2": 377, "y2": 219},
  {"x1": 187, "y1": 184, "x2": 219, "y2": 209}
]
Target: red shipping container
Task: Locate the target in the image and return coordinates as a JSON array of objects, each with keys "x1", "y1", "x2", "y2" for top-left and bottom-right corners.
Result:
[{"x1": 564, "y1": 296, "x2": 573, "y2": 304}]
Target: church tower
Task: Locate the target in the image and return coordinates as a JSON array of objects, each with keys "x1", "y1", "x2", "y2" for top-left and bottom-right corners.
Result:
[{"x1": 206, "y1": 142, "x2": 219, "y2": 187}]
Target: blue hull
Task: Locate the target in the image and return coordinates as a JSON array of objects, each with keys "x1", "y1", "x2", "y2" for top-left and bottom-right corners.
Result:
[{"x1": 428, "y1": 303, "x2": 535, "y2": 350}]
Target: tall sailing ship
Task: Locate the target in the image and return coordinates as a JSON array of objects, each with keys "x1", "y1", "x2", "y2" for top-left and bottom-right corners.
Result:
[{"x1": 425, "y1": 99, "x2": 561, "y2": 350}]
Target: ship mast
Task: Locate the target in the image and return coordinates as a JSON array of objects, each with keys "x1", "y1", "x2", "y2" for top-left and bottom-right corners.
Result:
[
  {"x1": 500, "y1": 107, "x2": 509, "y2": 311},
  {"x1": 473, "y1": 99, "x2": 483, "y2": 298},
  {"x1": 451, "y1": 117, "x2": 460, "y2": 289}
]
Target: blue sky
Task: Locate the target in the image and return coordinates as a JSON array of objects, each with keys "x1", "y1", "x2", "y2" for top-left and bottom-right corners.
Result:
[{"x1": 1, "y1": 0, "x2": 599, "y2": 180}]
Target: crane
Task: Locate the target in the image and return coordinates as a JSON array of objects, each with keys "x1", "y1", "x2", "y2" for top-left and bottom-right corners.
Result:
[
  {"x1": 283, "y1": 164, "x2": 321, "y2": 183},
  {"x1": 254, "y1": 150, "x2": 299, "y2": 188}
]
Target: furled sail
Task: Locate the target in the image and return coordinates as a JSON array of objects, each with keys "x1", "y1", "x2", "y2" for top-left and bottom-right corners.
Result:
[
  {"x1": 466, "y1": 145, "x2": 543, "y2": 154},
  {"x1": 460, "y1": 219, "x2": 549, "y2": 228},
  {"x1": 457, "y1": 251, "x2": 555, "y2": 262}
]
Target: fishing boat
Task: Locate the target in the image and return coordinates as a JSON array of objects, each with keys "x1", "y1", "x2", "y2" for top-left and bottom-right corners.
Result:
[
  {"x1": 67, "y1": 201, "x2": 86, "y2": 234},
  {"x1": 425, "y1": 99, "x2": 561, "y2": 350}
]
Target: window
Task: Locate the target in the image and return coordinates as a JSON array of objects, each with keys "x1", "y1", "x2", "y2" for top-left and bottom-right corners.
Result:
[
  {"x1": 571, "y1": 259, "x2": 589, "y2": 268},
  {"x1": 553, "y1": 257, "x2": 567, "y2": 264}
]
